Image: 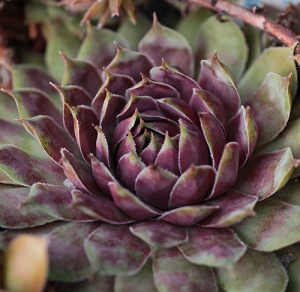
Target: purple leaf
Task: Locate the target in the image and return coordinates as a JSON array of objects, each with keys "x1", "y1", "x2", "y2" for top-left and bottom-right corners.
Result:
[
  {"x1": 0, "y1": 145, "x2": 65, "y2": 186},
  {"x1": 4, "y1": 88, "x2": 62, "y2": 124},
  {"x1": 201, "y1": 190, "x2": 258, "y2": 227},
  {"x1": 234, "y1": 148, "x2": 296, "y2": 200},
  {"x1": 139, "y1": 15, "x2": 194, "y2": 77},
  {"x1": 198, "y1": 53, "x2": 240, "y2": 119},
  {"x1": 46, "y1": 222, "x2": 99, "y2": 282},
  {"x1": 169, "y1": 165, "x2": 215, "y2": 209},
  {"x1": 109, "y1": 182, "x2": 161, "y2": 220},
  {"x1": 68, "y1": 105, "x2": 99, "y2": 163},
  {"x1": 105, "y1": 43, "x2": 155, "y2": 82},
  {"x1": 140, "y1": 133, "x2": 161, "y2": 165},
  {"x1": 72, "y1": 190, "x2": 133, "y2": 224},
  {"x1": 135, "y1": 165, "x2": 178, "y2": 210},
  {"x1": 53, "y1": 84, "x2": 92, "y2": 139},
  {"x1": 60, "y1": 149, "x2": 101, "y2": 196},
  {"x1": 0, "y1": 186, "x2": 55, "y2": 228},
  {"x1": 178, "y1": 226, "x2": 246, "y2": 267},
  {"x1": 130, "y1": 220, "x2": 188, "y2": 248},
  {"x1": 178, "y1": 120, "x2": 209, "y2": 173},
  {"x1": 234, "y1": 198, "x2": 300, "y2": 251},
  {"x1": 189, "y1": 88, "x2": 226, "y2": 129},
  {"x1": 207, "y1": 142, "x2": 239, "y2": 199},
  {"x1": 153, "y1": 247, "x2": 217, "y2": 292},
  {"x1": 200, "y1": 112, "x2": 226, "y2": 169},
  {"x1": 25, "y1": 183, "x2": 96, "y2": 221},
  {"x1": 116, "y1": 131, "x2": 137, "y2": 162},
  {"x1": 61, "y1": 54, "x2": 102, "y2": 96},
  {"x1": 155, "y1": 132, "x2": 179, "y2": 175},
  {"x1": 84, "y1": 224, "x2": 151, "y2": 275},
  {"x1": 94, "y1": 126, "x2": 111, "y2": 169},
  {"x1": 127, "y1": 74, "x2": 180, "y2": 99},
  {"x1": 227, "y1": 106, "x2": 258, "y2": 167},
  {"x1": 19, "y1": 115, "x2": 81, "y2": 164},
  {"x1": 159, "y1": 204, "x2": 219, "y2": 227},
  {"x1": 150, "y1": 61, "x2": 200, "y2": 103},
  {"x1": 90, "y1": 154, "x2": 116, "y2": 198},
  {"x1": 118, "y1": 151, "x2": 146, "y2": 193}
]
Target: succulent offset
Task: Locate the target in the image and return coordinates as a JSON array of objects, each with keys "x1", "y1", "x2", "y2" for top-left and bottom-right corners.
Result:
[{"x1": 1, "y1": 9, "x2": 300, "y2": 291}]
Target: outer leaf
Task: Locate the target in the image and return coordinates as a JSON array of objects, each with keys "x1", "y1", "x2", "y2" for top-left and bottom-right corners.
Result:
[
  {"x1": 153, "y1": 247, "x2": 217, "y2": 292},
  {"x1": 233, "y1": 198, "x2": 300, "y2": 251},
  {"x1": 178, "y1": 226, "x2": 246, "y2": 267},
  {"x1": 115, "y1": 260, "x2": 156, "y2": 292},
  {"x1": 77, "y1": 26, "x2": 129, "y2": 68},
  {"x1": 45, "y1": 26, "x2": 81, "y2": 80},
  {"x1": 195, "y1": 15, "x2": 248, "y2": 80},
  {"x1": 238, "y1": 44, "x2": 297, "y2": 101},
  {"x1": 139, "y1": 15, "x2": 194, "y2": 77},
  {"x1": 129, "y1": 221, "x2": 188, "y2": 249},
  {"x1": 0, "y1": 145, "x2": 65, "y2": 186},
  {"x1": 46, "y1": 222, "x2": 98, "y2": 282},
  {"x1": 216, "y1": 249, "x2": 288, "y2": 292},
  {"x1": 0, "y1": 187, "x2": 55, "y2": 228},
  {"x1": 234, "y1": 148, "x2": 296, "y2": 200},
  {"x1": 84, "y1": 224, "x2": 151, "y2": 275},
  {"x1": 245, "y1": 73, "x2": 291, "y2": 146}
]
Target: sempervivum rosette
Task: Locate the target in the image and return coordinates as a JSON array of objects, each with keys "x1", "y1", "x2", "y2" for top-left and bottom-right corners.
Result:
[{"x1": 1, "y1": 14, "x2": 300, "y2": 291}]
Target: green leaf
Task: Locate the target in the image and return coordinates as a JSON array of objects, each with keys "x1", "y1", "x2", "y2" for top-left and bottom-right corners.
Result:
[
  {"x1": 216, "y1": 249, "x2": 288, "y2": 292},
  {"x1": 195, "y1": 15, "x2": 248, "y2": 80},
  {"x1": 234, "y1": 198, "x2": 300, "y2": 251},
  {"x1": 238, "y1": 44, "x2": 297, "y2": 102}
]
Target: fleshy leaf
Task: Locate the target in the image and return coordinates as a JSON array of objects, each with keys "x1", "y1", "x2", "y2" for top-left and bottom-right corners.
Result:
[
  {"x1": 198, "y1": 53, "x2": 240, "y2": 119},
  {"x1": 201, "y1": 190, "x2": 257, "y2": 227},
  {"x1": 233, "y1": 198, "x2": 300, "y2": 251},
  {"x1": 234, "y1": 148, "x2": 296, "y2": 200},
  {"x1": 20, "y1": 115, "x2": 82, "y2": 164},
  {"x1": 0, "y1": 145, "x2": 65, "y2": 186},
  {"x1": 135, "y1": 165, "x2": 178, "y2": 210},
  {"x1": 200, "y1": 112, "x2": 226, "y2": 168},
  {"x1": 105, "y1": 43, "x2": 155, "y2": 82},
  {"x1": 68, "y1": 105, "x2": 98, "y2": 162},
  {"x1": 0, "y1": 186, "x2": 55, "y2": 228},
  {"x1": 208, "y1": 142, "x2": 239, "y2": 199},
  {"x1": 139, "y1": 15, "x2": 194, "y2": 77},
  {"x1": 169, "y1": 165, "x2": 215, "y2": 209},
  {"x1": 4, "y1": 88, "x2": 62, "y2": 124},
  {"x1": 195, "y1": 15, "x2": 248, "y2": 80},
  {"x1": 245, "y1": 73, "x2": 291, "y2": 146},
  {"x1": 159, "y1": 205, "x2": 219, "y2": 227},
  {"x1": 115, "y1": 261, "x2": 156, "y2": 292},
  {"x1": 11, "y1": 65, "x2": 57, "y2": 96},
  {"x1": 216, "y1": 249, "x2": 288, "y2": 292},
  {"x1": 178, "y1": 226, "x2": 246, "y2": 267},
  {"x1": 77, "y1": 26, "x2": 128, "y2": 68},
  {"x1": 153, "y1": 247, "x2": 217, "y2": 292},
  {"x1": 227, "y1": 106, "x2": 258, "y2": 167},
  {"x1": 25, "y1": 183, "x2": 96, "y2": 222},
  {"x1": 109, "y1": 182, "x2": 161, "y2": 220},
  {"x1": 61, "y1": 54, "x2": 102, "y2": 97},
  {"x1": 61, "y1": 149, "x2": 101, "y2": 196},
  {"x1": 178, "y1": 120, "x2": 209, "y2": 172},
  {"x1": 238, "y1": 44, "x2": 297, "y2": 101},
  {"x1": 71, "y1": 190, "x2": 133, "y2": 224},
  {"x1": 45, "y1": 25, "x2": 81, "y2": 81},
  {"x1": 129, "y1": 221, "x2": 188, "y2": 249},
  {"x1": 84, "y1": 224, "x2": 150, "y2": 275},
  {"x1": 273, "y1": 179, "x2": 300, "y2": 205},
  {"x1": 46, "y1": 222, "x2": 98, "y2": 282}
]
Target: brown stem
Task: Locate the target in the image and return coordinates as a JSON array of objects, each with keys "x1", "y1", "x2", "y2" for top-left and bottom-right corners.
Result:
[{"x1": 188, "y1": 0, "x2": 300, "y2": 54}]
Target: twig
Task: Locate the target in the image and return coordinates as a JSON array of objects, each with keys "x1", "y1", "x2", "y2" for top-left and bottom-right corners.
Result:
[{"x1": 187, "y1": 0, "x2": 300, "y2": 54}]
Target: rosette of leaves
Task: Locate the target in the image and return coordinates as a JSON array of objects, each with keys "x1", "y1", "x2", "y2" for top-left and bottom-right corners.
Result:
[{"x1": 0, "y1": 13, "x2": 300, "y2": 291}]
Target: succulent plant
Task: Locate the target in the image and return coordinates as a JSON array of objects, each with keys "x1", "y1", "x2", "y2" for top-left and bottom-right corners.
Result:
[{"x1": 0, "y1": 11, "x2": 300, "y2": 291}]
